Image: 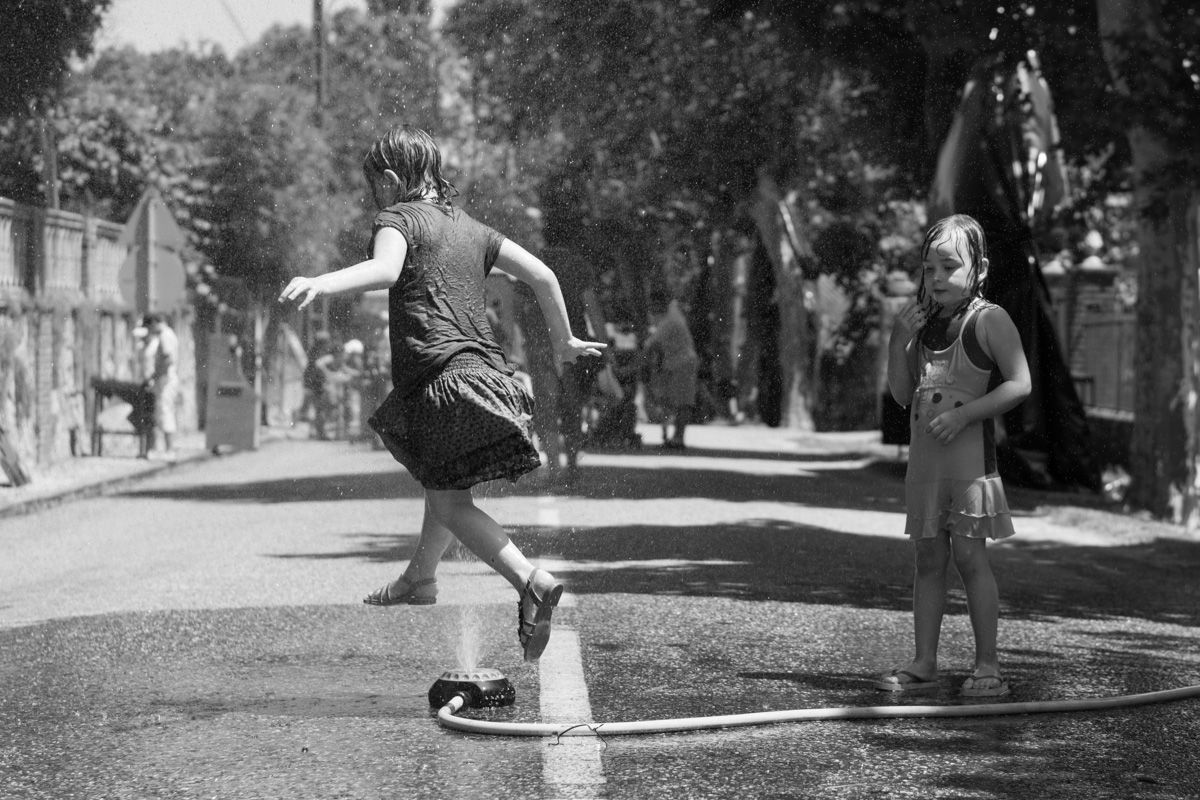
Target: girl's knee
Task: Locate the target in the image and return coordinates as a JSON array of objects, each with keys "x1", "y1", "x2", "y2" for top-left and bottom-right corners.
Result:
[
  {"x1": 913, "y1": 537, "x2": 950, "y2": 576},
  {"x1": 951, "y1": 537, "x2": 991, "y2": 577}
]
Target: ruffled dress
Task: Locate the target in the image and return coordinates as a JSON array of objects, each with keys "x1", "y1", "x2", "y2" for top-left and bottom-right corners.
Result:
[
  {"x1": 369, "y1": 352, "x2": 540, "y2": 490},
  {"x1": 904, "y1": 300, "x2": 1015, "y2": 540},
  {"x1": 364, "y1": 201, "x2": 541, "y2": 490}
]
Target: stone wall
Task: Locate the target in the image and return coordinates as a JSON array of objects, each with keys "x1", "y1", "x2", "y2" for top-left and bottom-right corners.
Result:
[{"x1": 0, "y1": 197, "x2": 195, "y2": 477}]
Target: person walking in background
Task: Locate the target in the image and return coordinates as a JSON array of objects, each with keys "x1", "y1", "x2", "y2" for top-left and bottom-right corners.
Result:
[
  {"x1": 514, "y1": 280, "x2": 569, "y2": 483},
  {"x1": 130, "y1": 317, "x2": 158, "y2": 458},
  {"x1": 876, "y1": 214, "x2": 1031, "y2": 698},
  {"x1": 300, "y1": 332, "x2": 338, "y2": 439},
  {"x1": 339, "y1": 339, "x2": 366, "y2": 438},
  {"x1": 643, "y1": 288, "x2": 698, "y2": 449},
  {"x1": 144, "y1": 313, "x2": 180, "y2": 461},
  {"x1": 279, "y1": 125, "x2": 605, "y2": 662}
]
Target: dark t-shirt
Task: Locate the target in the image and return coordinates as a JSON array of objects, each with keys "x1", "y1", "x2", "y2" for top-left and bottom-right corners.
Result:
[{"x1": 372, "y1": 202, "x2": 509, "y2": 397}]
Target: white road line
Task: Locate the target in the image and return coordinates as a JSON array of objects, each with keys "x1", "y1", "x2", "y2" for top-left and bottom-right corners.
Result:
[
  {"x1": 534, "y1": 492, "x2": 601, "y2": 797},
  {"x1": 535, "y1": 494, "x2": 560, "y2": 528},
  {"x1": 539, "y1": 628, "x2": 605, "y2": 799}
]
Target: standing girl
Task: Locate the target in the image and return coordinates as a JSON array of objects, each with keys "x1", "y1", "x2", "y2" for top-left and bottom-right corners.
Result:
[
  {"x1": 875, "y1": 214, "x2": 1031, "y2": 697},
  {"x1": 279, "y1": 125, "x2": 606, "y2": 662}
]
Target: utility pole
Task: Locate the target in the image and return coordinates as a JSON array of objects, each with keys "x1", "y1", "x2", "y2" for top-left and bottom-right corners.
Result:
[
  {"x1": 313, "y1": 0, "x2": 326, "y2": 128},
  {"x1": 310, "y1": 0, "x2": 329, "y2": 339}
]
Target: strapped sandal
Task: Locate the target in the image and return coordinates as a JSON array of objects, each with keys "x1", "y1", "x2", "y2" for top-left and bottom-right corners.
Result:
[
  {"x1": 363, "y1": 576, "x2": 437, "y2": 606},
  {"x1": 516, "y1": 569, "x2": 563, "y2": 662}
]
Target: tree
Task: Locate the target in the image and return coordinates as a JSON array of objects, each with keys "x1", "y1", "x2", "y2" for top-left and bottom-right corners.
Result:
[
  {"x1": 234, "y1": 7, "x2": 444, "y2": 276},
  {"x1": 706, "y1": 0, "x2": 1200, "y2": 522},
  {"x1": 0, "y1": 0, "x2": 111, "y2": 116},
  {"x1": 200, "y1": 84, "x2": 341, "y2": 299},
  {"x1": 0, "y1": 47, "x2": 214, "y2": 227},
  {"x1": 1096, "y1": 0, "x2": 1200, "y2": 528},
  {"x1": 443, "y1": 0, "x2": 835, "y2": 426}
]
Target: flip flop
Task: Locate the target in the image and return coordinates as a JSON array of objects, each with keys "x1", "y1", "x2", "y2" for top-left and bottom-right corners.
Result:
[
  {"x1": 961, "y1": 674, "x2": 1011, "y2": 697},
  {"x1": 873, "y1": 669, "x2": 939, "y2": 692}
]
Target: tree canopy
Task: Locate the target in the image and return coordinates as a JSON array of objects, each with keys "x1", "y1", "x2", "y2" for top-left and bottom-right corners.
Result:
[{"x1": 0, "y1": 0, "x2": 112, "y2": 115}]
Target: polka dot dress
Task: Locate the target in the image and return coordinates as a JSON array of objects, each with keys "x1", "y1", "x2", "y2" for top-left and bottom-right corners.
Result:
[{"x1": 904, "y1": 301, "x2": 1015, "y2": 540}]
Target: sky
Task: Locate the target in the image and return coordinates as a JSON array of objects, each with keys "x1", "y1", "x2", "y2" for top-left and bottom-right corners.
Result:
[{"x1": 96, "y1": 0, "x2": 369, "y2": 55}]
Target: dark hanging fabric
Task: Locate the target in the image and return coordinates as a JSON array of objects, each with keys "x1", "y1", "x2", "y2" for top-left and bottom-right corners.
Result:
[{"x1": 927, "y1": 52, "x2": 1101, "y2": 491}]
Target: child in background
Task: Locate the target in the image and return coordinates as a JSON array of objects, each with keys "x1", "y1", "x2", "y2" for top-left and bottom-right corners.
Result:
[
  {"x1": 876, "y1": 214, "x2": 1031, "y2": 697},
  {"x1": 279, "y1": 125, "x2": 605, "y2": 662}
]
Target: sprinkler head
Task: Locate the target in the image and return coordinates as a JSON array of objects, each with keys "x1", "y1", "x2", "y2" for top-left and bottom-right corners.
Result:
[{"x1": 428, "y1": 668, "x2": 516, "y2": 709}]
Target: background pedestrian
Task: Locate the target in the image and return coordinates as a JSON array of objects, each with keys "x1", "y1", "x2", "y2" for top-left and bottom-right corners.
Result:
[{"x1": 643, "y1": 288, "x2": 698, "y2": 449}]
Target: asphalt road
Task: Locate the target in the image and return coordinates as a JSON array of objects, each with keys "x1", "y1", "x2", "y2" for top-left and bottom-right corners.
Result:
[{"x1": 2, "y1": 424, "x2": 1199, "y2": 799}]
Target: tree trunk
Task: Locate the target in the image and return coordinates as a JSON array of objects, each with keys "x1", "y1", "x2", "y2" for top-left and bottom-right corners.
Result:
[
  {"x1": 1184, "y1": 197, "x2": 1200, "y2": 530},
  {"x1": 751, "y1": 171, "x2": 813, "y2": 430},
  {"x1": 1098, "y1": 0, "x2": 1200, "y2": 528}
]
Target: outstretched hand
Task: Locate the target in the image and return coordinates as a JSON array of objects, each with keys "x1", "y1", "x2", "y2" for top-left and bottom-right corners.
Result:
[
  {"x1": 555, "y1": 337, "x2": 608, "y2": 366},
  {"x1": 278, "y1": 276, "x2": 324, "y2": 310}
]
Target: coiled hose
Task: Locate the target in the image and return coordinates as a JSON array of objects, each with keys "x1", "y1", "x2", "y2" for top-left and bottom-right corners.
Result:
[{"x1": 437, "y1": 683, "x2": 1200, "y2": 738}]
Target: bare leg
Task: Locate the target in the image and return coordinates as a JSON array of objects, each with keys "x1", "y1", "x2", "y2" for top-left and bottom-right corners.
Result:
[
  {"x1": 426, "y1": 488, "x2": 562, "y2": 660},
  {"x1": 670, "y1": 405, "x2": 691, "y2": 446},
  {"x1": 400, "y1": 495, "x2": 456, "y2": 581},
  {"x1": 425, "y1": 488, "x2": 544, "y2": 592},
  {"x1": 907, "y1": 533, "x2": 951, "y2": 678},
  {"x1": 363, "y1": 495, "x2": 453, "y2": 604},
  {"x1": 951, "y1": 536, "x2": 1002, "y2": 686}
]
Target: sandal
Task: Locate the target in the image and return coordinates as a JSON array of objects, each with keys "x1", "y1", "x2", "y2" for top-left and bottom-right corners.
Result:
[
  {"x1": 363, "y1": 576, "x2": 437, "y2": 606},
  {"x1": 516, "y1": 569, "x2": 564, "y2": 662},
  {"x1": 873, "y1": 668, "x2": 939, "y2": 693}
]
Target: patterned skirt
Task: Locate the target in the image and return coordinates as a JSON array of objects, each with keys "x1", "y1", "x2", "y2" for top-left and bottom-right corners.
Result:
[{"x1": 368, "y1": 351, "x2": 542, "y2": 490}]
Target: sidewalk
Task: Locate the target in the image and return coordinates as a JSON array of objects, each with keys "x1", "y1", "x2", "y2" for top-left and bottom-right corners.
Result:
[{"x1": 0, "y1": 425, "x2": 298, "y2": 520}]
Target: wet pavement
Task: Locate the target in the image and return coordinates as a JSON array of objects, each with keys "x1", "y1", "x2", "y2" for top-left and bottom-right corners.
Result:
[{"x1": 1, "y1": 423, "x2": 1199, "y2": 799}]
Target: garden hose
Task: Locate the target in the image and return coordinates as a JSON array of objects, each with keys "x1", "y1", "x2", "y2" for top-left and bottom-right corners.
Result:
[{"x1": 436, "y1": 683, "x2": 1200, "y2": 738}]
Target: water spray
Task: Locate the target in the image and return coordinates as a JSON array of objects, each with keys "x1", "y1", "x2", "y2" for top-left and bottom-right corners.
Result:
[{"x1": 429, "y1": 672, "x2": 1200, "y2": 738}]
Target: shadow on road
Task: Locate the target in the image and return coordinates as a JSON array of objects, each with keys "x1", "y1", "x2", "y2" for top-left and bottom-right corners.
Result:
[
  {"x1": 116, "y1": 441, "x2": 1200, "y2": 628},
  {"x1": 115, "y1": 458, "x2": 908, "y2": 512},
  {"x1": 274, "y1": 517, "x2": 1200, "y2": 628}
]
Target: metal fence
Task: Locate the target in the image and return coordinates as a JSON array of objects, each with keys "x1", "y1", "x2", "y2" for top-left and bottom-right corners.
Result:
[{"x1": 1068, "y1": 311, "x2": 1135, "y2": 417}]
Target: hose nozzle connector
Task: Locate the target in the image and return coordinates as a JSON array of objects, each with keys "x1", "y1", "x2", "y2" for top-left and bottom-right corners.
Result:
[{"x1": 428, "y1": 668, "x2": 515, "y2": 709}]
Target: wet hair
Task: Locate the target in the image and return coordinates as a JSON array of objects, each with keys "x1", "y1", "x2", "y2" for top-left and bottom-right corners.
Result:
[
  {"x1": 362, "y1": 125, "x2": 457, "y2": 207},
  {"x1": 917, "y1": 214, "x2": 989, "y2": 309}
]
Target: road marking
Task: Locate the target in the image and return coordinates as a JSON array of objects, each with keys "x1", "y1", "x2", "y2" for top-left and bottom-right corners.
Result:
[
  {"x1": 535, "y1": 492, "x2": 600, "y2": 797},
  {"x1": 539, "y1": 628, "x2": 604, "y2": 798},
  {"x1": 535, "y1": 494, "x2": 560, "y2": 528}
]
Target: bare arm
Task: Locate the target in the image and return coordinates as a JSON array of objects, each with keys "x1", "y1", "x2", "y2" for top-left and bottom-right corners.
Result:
[
  {"x1": 492, "y1": 239, "x2": 606, "y2": 364},
  {"x1": 886, "y1": 299, "x2": 928, "y2": 406},
  {"x1": 278, "y1": 227, "x2": 407, "y2": 309},
  {"x1": 958, "y1": 306, "x2": 1032, "y2": 422}
]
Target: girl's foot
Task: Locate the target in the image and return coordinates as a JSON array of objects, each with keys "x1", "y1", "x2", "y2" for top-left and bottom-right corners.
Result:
[
  {"x1": 517, "y1": 569, "x2": 563, "y2": 662},
  {"x1": 363, "y1": 576, "x2": 438, "y2": 606},
  {"x1": 961, "y1": 671, "x2": 1010, "y2": 697},
  {"x1": 873, "y1": 667, "x2": 939, "y2": 692}
]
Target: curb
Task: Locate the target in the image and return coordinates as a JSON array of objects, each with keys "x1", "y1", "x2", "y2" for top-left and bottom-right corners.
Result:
[{"x1": 0, "y1": 434, "x2": 290, "y2": 521}]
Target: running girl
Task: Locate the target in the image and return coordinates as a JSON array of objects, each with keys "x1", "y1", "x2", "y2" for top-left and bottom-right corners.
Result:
[{"x1": 279, "y1": 125, "x2": 606, "y2": 662}]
